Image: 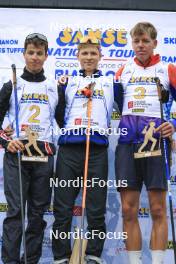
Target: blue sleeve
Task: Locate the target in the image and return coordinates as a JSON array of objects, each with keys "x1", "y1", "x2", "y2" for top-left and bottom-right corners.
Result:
[
  {"x1": 113, "y1": 81, "x2": 123, "y2": 114},
  {"x1": 55, "y1": 82, "x2": 67, "y2": 128},
  {"x1": 164, "y1": 95, "x2": 176, "y2": 128},
  {"x1": 170, "y1": 84, "x2": 176, "y2": 101}
]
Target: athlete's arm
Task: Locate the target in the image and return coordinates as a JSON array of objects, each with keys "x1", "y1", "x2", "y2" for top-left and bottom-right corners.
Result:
[
  {"x1": 55, "y1": 78, "x2": 68, "y2": 128},
  {"x1": 0, "y1": 81, "x2": 13, "y2": 148}
]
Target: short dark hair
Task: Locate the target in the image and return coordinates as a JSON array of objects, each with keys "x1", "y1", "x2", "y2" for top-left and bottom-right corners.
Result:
[
  {"x1": 24, "y1": 33, "x2": 48, "y2": 54},
  {"x1": 130, "y1": 22, "x2": 157, "y2": 40}
]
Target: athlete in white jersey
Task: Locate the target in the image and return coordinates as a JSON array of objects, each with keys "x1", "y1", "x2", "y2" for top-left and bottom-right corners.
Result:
[
  {"x1": 0, "y1": 33, "x2": 59, "y2": 264},
  {"x1": 115, "y1": 22, "x2": 176, "y2": 264}
]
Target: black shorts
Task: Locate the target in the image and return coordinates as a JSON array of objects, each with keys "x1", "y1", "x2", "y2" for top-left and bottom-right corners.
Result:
[{"x1": 115, "y1": 143, "x2": 169, "y2": 191}]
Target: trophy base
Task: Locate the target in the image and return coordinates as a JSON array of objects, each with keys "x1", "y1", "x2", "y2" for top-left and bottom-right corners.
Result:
[
  {"x1": 134, "y1": 149, "x2": 161, "y2": 159},
  {"x1": 21, "y1": 155, "x2": 48, "y2": 162}
]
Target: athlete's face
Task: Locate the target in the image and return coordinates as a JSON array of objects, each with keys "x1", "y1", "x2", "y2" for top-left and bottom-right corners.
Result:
[
  {"x1": 23, "y1": 44, "x2": 48, "y2": 74},
  {"x1": 77, "y1": 45, "x2": 101, "y2": 75},
  {"x1": 132, "y1": 33, "x2": 157, "y2": 64}
]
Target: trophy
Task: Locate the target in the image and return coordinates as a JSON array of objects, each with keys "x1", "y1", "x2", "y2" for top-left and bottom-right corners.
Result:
[
  {"x1": 134, "y1": 121, "x2": 161, "y2": 158},
  {"x1": 21, "y1": 126, "x2": 48, "y2": 162}
]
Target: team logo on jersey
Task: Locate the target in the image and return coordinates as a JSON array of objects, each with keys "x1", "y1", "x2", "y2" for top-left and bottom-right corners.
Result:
[
  {"x1": 48, "y1": 87, "x2": 55, "y2": 93},
  {"x1": 156, "y1": 68, "x2": 164, "y2": 74},
  {"x1": 21, "y1": 93, "x2": 49, "y2": 103},
  {"x1": 128, "y1": 101, "x2": 133, "y2": 108},
  {"x1": 75, "y1": 118, "x2": 82, "y2": 125}
]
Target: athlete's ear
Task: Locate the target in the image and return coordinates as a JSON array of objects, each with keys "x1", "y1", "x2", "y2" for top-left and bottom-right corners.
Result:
[
  {"x1": 76, "y1": 50, "x2": 79, "y2": 59},
  {"x1": 153, "y1": 39, "x2": 157, "y2": 49},
  {"x1": 99, "y1": 51, "x2": 102, "y2": 60}
]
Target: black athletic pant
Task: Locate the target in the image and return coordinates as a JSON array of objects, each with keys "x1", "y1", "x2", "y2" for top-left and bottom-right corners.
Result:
[
  {"x1": 1, "y1": 152, "x2": 54, "y2": 264},
  {"x1": 52, "y1": 144, "x2": 108, "y2": 261}
]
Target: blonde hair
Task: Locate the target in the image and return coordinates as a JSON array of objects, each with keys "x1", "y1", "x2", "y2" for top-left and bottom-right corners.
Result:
[
  {"x1": 130, "y1": 22, "x2": 157, "y2": 40},
  {"x1": 77, "y1": 36, "x2": 101, "y2": 52}
]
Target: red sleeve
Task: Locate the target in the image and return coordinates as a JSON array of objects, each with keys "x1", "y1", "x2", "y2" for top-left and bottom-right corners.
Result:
[
  {"x1": 168, "y1": 64, "x2": 176, "y2": 88},
  {"x1": 115, "y1": 65, "x2": 125, "y2": 81}
]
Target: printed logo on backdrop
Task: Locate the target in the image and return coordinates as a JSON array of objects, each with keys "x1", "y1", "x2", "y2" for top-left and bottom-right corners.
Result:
[
  {"x1": 162, "y1": 37, "x2": 176, "y2": 63},
  {"x1": 1, "y1": 29, "x2": 176, "y2": 79},
  {"x1": 44, "y1": 205, "x2": 83, "y2": 216},
  {"x1": 138, "y1": 207, "x2": 150, "y2": 218},
  {"x1": 164, "y1": 37, "x2": 176, "y2": 44},
  {"x1": 167, "y1": 240, "x2": 175, "y2": 249},
  {"x1": 120, "y1": 207, "x2": 150, "y2": 218},
  {"x1": 0, "y1": 39, "x2": 24, "y2": 54},
  {"x1": 111, "y1": 111, "x2": 121, "y2": 120},
  {"x1": 44, "y1": 205, "x2": 53, "y2": 215},
  {"x1": 171, "y1": 175, "x2": 176, "y2": 185},
  {"x1": 52, "y1": 28, "x2": 134, "y2": 78},
  {"x1": 0, "y1": 203, "x2": 8, "y2": 212}
]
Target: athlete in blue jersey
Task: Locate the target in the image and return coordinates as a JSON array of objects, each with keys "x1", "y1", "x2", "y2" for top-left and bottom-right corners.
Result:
[
  {"x1": 52, "y1": 37, "x2": 122, "y2": 264},
  {"x1": 115, "y1": 22, "x2": 176, "y2": 264}
]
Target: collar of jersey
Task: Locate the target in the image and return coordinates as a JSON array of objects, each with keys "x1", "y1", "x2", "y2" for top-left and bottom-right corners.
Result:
[
  {"x1": 79, "y1": 69, "x2": 102, "y2": 78},
  {"x1": 21, "y1": 67, "x2": 46, "y2": 82},
  {"x1": 134, "y1": 54, "x2": 160, "y2": 67}
]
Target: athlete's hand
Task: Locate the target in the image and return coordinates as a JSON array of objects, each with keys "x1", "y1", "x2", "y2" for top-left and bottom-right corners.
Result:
[
  {"x1": 7, "y1": 140, "x2": 25, "y2": 153},
  {"x1": 57, "y1": 75, "x2": 68, "y2": 85},
  {"x1": 156, "y1": 122, "x2": 175, "y2": 138}
]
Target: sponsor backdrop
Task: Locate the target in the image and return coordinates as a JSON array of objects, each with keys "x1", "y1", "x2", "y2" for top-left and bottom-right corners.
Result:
[{"x1": 0, "y1": 8, "x2": 176, "y2": 264}]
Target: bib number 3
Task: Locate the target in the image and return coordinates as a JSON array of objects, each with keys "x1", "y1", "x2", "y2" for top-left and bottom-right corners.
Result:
[{"x1": 134, "y1": 87, "x2": 146, "y2": 99}]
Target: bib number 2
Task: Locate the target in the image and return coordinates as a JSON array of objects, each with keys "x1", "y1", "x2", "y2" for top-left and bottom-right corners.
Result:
[{"x1": 28, "y1": 105, "x2": 40, "y2": 123}]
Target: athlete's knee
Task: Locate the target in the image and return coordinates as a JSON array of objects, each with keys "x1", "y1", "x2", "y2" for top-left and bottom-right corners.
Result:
[
  {"x1": 150, "y1": 204, "x2": 166, "y2": 221},
  {"x1": 4, "y1": 206, "x2": 22, "y2": 224},
  {"x1": 122, "y1": 203, "x2": 138, "y2": 221},
  {"x1": 53, "y1": 205, "x2": 73, "y2": 224},
  {"x1": 87, "y1": 213, "x2": 106, "y2": 229},
  {"x1": 27, "y1": 217, "x2": 46, "y2": 233}
]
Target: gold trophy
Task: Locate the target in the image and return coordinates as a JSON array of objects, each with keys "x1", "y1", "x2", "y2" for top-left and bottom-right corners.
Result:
[
  {"x1": 134, "y1": 121, "x2": 161, "y2": 158},
  {"x1": 21, "y1": 126, "x2": 48, "y2": 162}
]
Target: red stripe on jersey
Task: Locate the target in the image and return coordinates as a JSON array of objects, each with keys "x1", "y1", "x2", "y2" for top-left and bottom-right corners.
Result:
[
  {"x1": 168, "y1": 64, "x2": 176, "y2": 88},
  {"x1": 45, "y1": 142, "x2": 53, "y2": 155},
  {"x1": 0, "y1": 130, "x2": 11, "y2": 141},
  {"x1": 115, "y1": 65, "x2": 125, "y2": 81}
]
